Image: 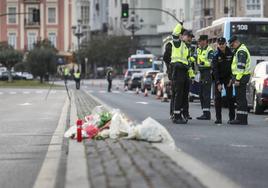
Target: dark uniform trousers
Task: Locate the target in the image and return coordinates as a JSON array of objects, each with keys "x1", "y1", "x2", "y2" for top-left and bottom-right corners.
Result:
[
  {"x1": 199, "y1": 69, "x2": 212, "y2": 112},
  {"x1": 170, "y1": 64, "x2": 189, "y2": 116},
  {"x1": 182, "y1": 77, "x2": 190, "y2": 117},
  {"x1": 214, "y1": 79, "x2": 235, "y2": 121},
  {"x1": 235, "y1": 75, "x2": 250, "y2": 119}
]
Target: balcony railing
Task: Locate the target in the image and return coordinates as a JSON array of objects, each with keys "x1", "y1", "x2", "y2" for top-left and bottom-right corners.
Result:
[
  {"x1": 24, "y1": 19, "x2": 40, "y2": 28},
  {"x1": 24, "y1": 0, "x2": 41, "y2": 3}
]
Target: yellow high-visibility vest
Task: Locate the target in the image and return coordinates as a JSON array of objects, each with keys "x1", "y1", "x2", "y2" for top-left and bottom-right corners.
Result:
[
  {"x1": 171, "y1": 41, "x2": 189, "y2": 65},
  {"x1": 232, "y1": 44, "x2": 251, "y2": 80}
]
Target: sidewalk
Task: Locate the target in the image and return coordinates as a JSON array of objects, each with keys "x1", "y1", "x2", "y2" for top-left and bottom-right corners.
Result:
[{"x1": 71, "y1": 90, "x2": 205, "y2": 188}]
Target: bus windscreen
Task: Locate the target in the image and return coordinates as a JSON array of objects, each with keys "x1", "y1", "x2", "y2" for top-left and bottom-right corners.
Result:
[
  {"x1": 129, "y1": 58, "x2": 153, "y2": 69},
  {"x1": 231, "y1": 22, "x2": 268, "y2": 56}
]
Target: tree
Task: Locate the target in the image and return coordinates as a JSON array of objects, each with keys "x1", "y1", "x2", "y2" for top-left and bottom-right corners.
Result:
[
  {"x1": 0, "y1": 42, "x2": 23, "y2": 82},
  {"x1": 80, "y1": 35, "x2": 139, "y2": 77},
  {"x1": 26, "y1": 39, "x2": 57, "y2": 83}
]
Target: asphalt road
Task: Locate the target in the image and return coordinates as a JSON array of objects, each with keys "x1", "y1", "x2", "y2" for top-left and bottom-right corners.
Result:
[
  {"x1": 0, "y1": 88, "x2": 66, "y2": 188},
  {"x1": 82, "y1": 81, "x2": 268, "y2": 188}
]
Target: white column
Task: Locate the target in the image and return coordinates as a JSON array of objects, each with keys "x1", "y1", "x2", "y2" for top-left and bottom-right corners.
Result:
[
  {"x1": 20, "y1": 3, "x2": 24, "y2": 50},
  {"x1": 64, "y1": 0, "x2": 69, "y2": 51},
  {"x1": 40, "y1": 3, "x2": 44, "y2": 39},
  {"x1": 261, "y1": 0, "x2": 264, "y2": 17}
]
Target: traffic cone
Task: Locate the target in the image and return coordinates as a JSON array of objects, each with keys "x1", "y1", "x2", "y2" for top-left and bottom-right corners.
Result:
[
  {"x1": 136, "y1": 87, "x2": 139, "y2": 95},
  {"x1": 144, "y1": 88, "x2": 148, "y2": 97},
  {"x1": 124, "y1": 85, "x2": 128, "y2": 91},
  {"x1": 161, "y1": 87, "x2": 169, "y2": 102}
]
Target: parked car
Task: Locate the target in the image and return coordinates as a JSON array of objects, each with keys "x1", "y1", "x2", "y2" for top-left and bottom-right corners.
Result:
[
  {"x1": 127, "y1": 72, "x2": 143, "y2": 90},
  {"x1": 0, "y1": 71, "x2": 26, "y2": 81},
  {"x1": 151, "y1": 72, "x2": 165, "y2": 95},
  {"x1": 247, "y1": 61, "x2": 268, "y2": 114},
  {"x1": 141, "y1": 70, "x2": 159, "y2": 92},
  {"x1": 16, "y1": 72, "x2": 34, "y2": 80},
  {"x1": 124, "y1": 69, "x2": 142, "y2": 86}
]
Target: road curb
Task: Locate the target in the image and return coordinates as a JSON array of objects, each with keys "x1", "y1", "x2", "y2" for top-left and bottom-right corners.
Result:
[
  {"x1": 65, "y1": 91, "x2": 90, "y2": 188},
  {"x1": 33, "y1": 97, "x2": 69, "y2": 188}
]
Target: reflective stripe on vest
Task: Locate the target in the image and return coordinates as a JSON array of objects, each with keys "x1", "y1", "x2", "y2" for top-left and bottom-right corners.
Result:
[
  {"x1": 171, "y1": 41, "x2": 189, "y2": 65},
  {"x1": 232, "y1": 44, "x2": 251, "y2": 77},
  {"x1": 197, "y1": 46, "x2": 213, "y2": 68}
]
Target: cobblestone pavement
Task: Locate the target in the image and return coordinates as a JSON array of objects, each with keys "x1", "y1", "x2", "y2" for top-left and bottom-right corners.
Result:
[{"x1": 74, "y1": 90, "x2": 206, "y2": 188}]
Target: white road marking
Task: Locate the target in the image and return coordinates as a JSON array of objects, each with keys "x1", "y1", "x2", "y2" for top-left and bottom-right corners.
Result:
[
  {"x1": 230, "y1": 144, "x2": 250, "y2": 148},
  {"x1": 23, "y1": 91, "x2": 30, "y2": 94},
  {"x1": 9, "y1": 91, "x2": 17, "y2": 95},
  {"x1": 36, "y1": 90, "x2": 44, "y2": 94},
  {"x1": 19, "y1": 103, "x2": 32, "y2": 106},
  {"x1": 136, "y1": 102, "x2": 148, "y2": 105},
  {"x1": 112, "y1": 90, "x2": 120, "y2": 94},
  {"x1": 88, "y1": 90, "x2": 94, "y2": 93},
  {"x1": 0, "y1": 92, "x2": 3, "y2": 95},
  {"x1": 99, "y1": 90, "x2": 106, "y2": 93}
]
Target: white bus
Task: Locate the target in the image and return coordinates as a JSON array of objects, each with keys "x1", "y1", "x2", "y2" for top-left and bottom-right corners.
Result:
[
  {"x1": 128, "y1": 54, "x2": 162, "y2": 71},
  {"x1": 196, "y1": 17, "x2": 268, "y2": 69}
]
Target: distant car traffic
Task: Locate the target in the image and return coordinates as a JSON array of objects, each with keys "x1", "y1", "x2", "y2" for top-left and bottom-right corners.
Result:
[
  {"x1": 141, "y1": 70, "x2": 159, "y2": 92},
  {"x1": 247, "y1": 61, "x2": 268, "y2": 114},
  {"x1": 124, "y1": 69, "x2": 142, "y2": 86},
  {"x1": 127, "y1": 72, "x2": 143, "y2": 90}
]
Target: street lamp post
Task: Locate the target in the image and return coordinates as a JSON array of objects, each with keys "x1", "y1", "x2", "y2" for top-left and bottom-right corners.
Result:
[
  {"x1": 122, "y1": 11, "x2": 143, "y2": 40},
  {"x1": 72, "y1": 19, "x2": 84, "y2": 71}
]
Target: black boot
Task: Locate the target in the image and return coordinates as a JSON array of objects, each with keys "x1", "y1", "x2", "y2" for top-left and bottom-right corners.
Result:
[
  {"x1": 230, "y1": 114, "x2": 248, "y2": 125},
  {"x1": 173, "y1": 114, "x2": 187, "y2": 124},
  {"x1": 196, "y1": 111, "x2": 211, "y2": 120}
]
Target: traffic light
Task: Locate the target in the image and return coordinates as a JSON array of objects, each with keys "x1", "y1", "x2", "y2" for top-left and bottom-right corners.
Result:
[
  {"x1": 121, "y1": 3, "x2": 129, "y2": 18},
  {"x1": 33, "y1": 9, "x2": 40, "y2": 22}
]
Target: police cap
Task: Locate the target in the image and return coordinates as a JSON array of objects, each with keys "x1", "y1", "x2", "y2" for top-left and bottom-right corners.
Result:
[
  {"x1": 198, "y1": 35, "x2": 208, "y2": 41},
  {"x1": 217, "y1": 37, "x2": 226, "y2": 43},
  {"x1": 183, "y1": 30, "x2": 195, "y2": 38},
  {"x1": 228, "y1": 35, "x2": 238, "y2": 44}
]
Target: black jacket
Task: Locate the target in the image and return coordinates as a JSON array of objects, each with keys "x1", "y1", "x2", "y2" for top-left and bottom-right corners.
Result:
[{"x1": 212, "y1": 46, "x2": 233, "y2": 84}]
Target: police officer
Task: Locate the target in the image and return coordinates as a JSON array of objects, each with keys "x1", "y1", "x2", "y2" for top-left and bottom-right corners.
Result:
[
  {"x1": 163, "y1": 23, "x2": 190, "y2": 124},
  {"x1": 63, "y1": 66, "x2": 70, "y2": 84},
  {"x1": 182, "y1": 30, "x2": 196, "y2": 120},
  {"x1": 228, "y1": 36, "x2": 251, "y2": 125},
  {"x1": 74, "y1": 69, "x2": 81, "y2": 90},
  {"x1": 212, "y1": 37, "x2": 235, "y2": 124},
  {"x1": 106, "y1": 69, "x2": 113, "y2": 92},
  {"x1": 196, "y1": 35, "x2": 214, "y2": 120}
]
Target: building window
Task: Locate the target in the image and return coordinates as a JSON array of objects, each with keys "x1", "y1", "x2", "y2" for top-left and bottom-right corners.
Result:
[
  {"x1": 81, "y1": 6, "x2": 90, "y2": 24},
  {"x1": 27, "y1": 7, "x2": 36, "y2": 25},
  {"x1": 48, "y1": 7, "x2": 56, "y2": 24},
  {"x1": 115, "y1": 0, "x2": 118, "y2": 7},
  {"x1": 48, "y1": 32, "x2": 57, "y2": 48},
  {"x1": 8, "y1": 7, "x2": 16, "y2": 24},
  {"x1": 8, "y1": 33, "x2": 17, "y2": 49},
  {"x1": 27, "y1": 32, "x2": 37, "y2": 50}
]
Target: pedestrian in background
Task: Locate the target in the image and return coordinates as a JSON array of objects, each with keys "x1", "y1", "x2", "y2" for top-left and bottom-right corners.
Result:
[
  {"x1": 228, "y1": 36, "x2": 251, "y2": 125},
  {"x1": 64, "y1": 66, "x2": 70, "y2": 84},
  {"x1": 74, "y1": 69, "x2": 81, "y2": 90},
  {"x1": 212, "y1": 37, "x2": 235, "y2": 125},
  {"x1": 106, "y1": 69, "x2": 113, "y2": 92},
  {"x1": 196, "y1": 35, "x2": 214, "y2": 120},
  {"x1": 163, "y1": 23, "x2": 190, "y2": 124}
]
